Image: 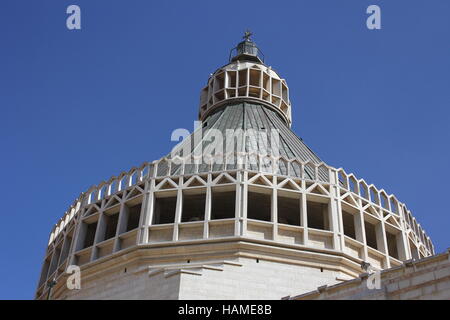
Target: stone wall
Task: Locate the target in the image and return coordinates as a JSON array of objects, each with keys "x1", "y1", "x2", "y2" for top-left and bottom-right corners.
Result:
[
  {"x1": 289, "y1": 248, "x2": 450, "y2": 300},
  {"x1": 48, "y1": 241, "x2": 359, "y2": 300}
]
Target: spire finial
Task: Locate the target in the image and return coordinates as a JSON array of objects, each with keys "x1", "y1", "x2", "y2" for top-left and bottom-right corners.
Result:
[
  {"x1": 229, "y1": 30, "x2": 264, "y2": 63},
  {"x1": 243, "y1": 30, "x2": 253, "y2": 41}
]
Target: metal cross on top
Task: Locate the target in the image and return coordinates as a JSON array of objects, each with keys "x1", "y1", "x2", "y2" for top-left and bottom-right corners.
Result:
[{"x1": 243, "y1": 30, "x2": 253, "y2": 41}]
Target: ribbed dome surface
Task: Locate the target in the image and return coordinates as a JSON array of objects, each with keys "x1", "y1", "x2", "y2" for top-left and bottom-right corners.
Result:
[{"x1": 166, "y1": 101, "x2": 328, "y2": 180}]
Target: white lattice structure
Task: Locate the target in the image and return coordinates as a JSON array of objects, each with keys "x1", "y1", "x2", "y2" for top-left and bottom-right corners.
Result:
[
  {"x1": 199, "y1": 61, "x2": 292, "y2": 126},
  {"x1": 35, "y1": 34, "x2": 434, "y2": 300}
]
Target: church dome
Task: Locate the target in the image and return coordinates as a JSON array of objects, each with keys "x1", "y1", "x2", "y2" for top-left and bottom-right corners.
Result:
[{"x1": 35, "y1": 32, "x2": 434, "y2": 300}]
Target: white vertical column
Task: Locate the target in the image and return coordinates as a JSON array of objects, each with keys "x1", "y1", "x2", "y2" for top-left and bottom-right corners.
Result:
[
  {"x1": 329, "y1": 199, "x2": 341, "y2": 250},
  {"x1": 172, "y1": 178, "x2": 184, "y2": 241},
  {"x1": 138, "y1": 179, "x2": 154, "y2": 244},
  {"x1": 330, "y1": 170, "x2": 343, "y2": 251},
  {"x1": 246, "y1": 68, "x2": 250, "y2": 96},
  {"x1": 397, "y1": 203, "x2": 411, "y2": 260},
  {"x1": 376, "y1": 220, "x2": 390, "y2": 268},
  {"x1": 272, "y1": 182, "x2": 278, "y2": 241},
  {"x1": 259, "y1": 69, "x2": 263, "y2": 99},
  {"x1": 224, "y1": 71, "x2": 229, "y2": 99},
  {"x1": 239, "y1": 171, "x2": 248, "y2": 237},
  {"x1": 355, "y1": 209, "x2": 367, "y2": 261},
  {"x1": 301, "y1": 192, "x2": 308, "y2": 246},
  {"x1": 300, "y1": 164, "x2": 308, "y2": 246},
  {"x1": 203, "y1": 174, "x2": 212, "y2": 239}
]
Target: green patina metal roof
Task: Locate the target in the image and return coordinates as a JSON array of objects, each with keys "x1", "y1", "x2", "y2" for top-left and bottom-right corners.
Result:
[{"x1": 164, "y1": 101, "x2": 328, "y2": 180}]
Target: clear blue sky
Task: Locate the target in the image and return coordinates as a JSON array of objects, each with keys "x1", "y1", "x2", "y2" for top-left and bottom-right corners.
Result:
[{"x1": 0, "y1": 0, "x2": 449, "y2": 299}]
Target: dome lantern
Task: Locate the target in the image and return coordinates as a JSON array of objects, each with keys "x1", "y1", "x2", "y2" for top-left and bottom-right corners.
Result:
[
  {"x1": 199, "y1": 31, "x2": 292, "y2": 126},
  {"x1": 229, "y1": 30, "x2": 264, "y2": 64}
]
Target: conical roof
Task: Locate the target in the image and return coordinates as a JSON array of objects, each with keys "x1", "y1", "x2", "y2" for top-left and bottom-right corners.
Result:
[{"x1": 165, "y1": 101, "x2": 328, "y2": 180}]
